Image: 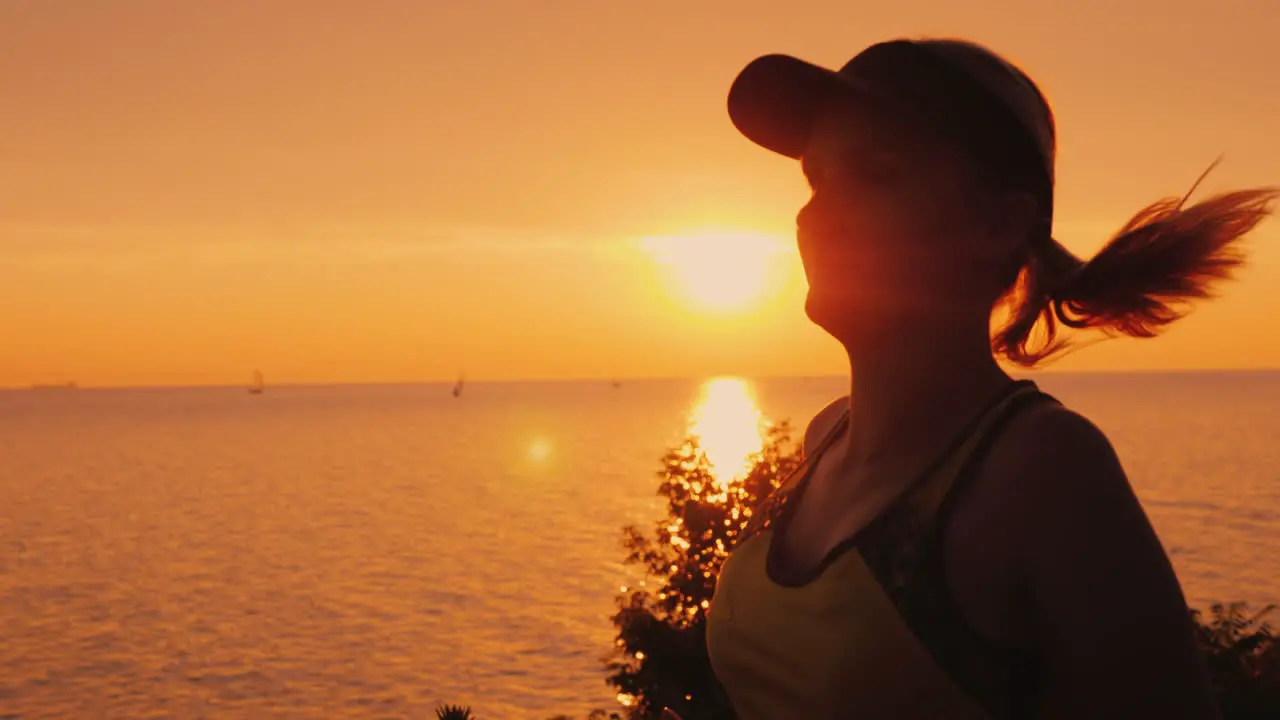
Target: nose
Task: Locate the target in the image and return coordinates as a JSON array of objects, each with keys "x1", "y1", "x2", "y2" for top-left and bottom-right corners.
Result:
[
  {"x1": 796, "y1": 197, "x2": 820, "y2": 234},
  {"x1": 795, "y1": 201, "x2": 826, "y2": 260}
]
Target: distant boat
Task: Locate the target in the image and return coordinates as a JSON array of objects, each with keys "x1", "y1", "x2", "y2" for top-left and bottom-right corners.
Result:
[
  {"x1": 611, "y1": 380, "x2": 623, "y2": 389},
  {"x1": 452, "y1": 374, "x2": 465, "y2": 398},
  {"x1": 248, "y1": 371, "x2": 265, "y2": 395}
]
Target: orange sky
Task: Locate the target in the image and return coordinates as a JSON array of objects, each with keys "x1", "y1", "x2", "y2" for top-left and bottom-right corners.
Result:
[{"x1": 3, "y1": 0, "x2": 1279, "y2": 387}]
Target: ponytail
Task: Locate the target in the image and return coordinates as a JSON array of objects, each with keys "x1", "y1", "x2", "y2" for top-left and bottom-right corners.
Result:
[{"x1": 992, "y1": 168, "x2": 1279, "y2": 367}]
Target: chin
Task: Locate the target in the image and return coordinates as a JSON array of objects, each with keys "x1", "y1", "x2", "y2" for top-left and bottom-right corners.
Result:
[
  {"x1": 805, "y1": 289, "x2": 901, "y2": 348},
  {"x1": 804, "y1": 292, "x2": 860, "y2": 342}
]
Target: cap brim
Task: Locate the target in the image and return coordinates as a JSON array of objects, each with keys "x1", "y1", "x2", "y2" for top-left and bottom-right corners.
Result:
[{"x1": 727, "y1": 54, "x2": 875, "y2": 159}]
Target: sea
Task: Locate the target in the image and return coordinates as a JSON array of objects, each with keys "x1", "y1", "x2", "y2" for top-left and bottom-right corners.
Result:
[{"x1": 1, "y1": 372, "x2": 1277, "y2": 719}]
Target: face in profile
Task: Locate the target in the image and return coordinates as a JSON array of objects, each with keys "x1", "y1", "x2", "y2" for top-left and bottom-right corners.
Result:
[{"x1": 796, "y1": 95, "x2": 1022, "y2": 344}]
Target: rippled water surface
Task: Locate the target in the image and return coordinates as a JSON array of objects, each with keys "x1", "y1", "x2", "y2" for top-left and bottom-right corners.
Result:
[{"x1": 1, "y1": 372, "x2": 1276, "y2": 718}]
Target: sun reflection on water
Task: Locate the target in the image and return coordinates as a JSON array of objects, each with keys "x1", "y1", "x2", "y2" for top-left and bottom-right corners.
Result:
[{"x1": 687, "y1": 377, "x2": 767, "y2": 485}]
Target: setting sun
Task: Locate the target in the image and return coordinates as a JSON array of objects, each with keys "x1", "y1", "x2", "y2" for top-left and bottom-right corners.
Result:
[
  {"x1": 642, "y1": 231, "x2": 787, "y2": 313},
  {"x1": 528, "y1": 437, "x2": 553, "y2": 463}
]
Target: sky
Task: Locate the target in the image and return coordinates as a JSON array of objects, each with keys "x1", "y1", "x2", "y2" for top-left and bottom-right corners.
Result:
[{"x1": 3, "y1": 0, "x2": 1279, "y2": 387}]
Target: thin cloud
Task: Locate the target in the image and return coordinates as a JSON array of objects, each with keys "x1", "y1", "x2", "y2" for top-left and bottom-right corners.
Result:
[{"x1": 0, "y1": 221, "x2": 627, "y2": 267}]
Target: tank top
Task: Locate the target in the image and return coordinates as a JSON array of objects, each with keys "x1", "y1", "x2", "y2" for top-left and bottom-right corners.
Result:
[{"x1": 705, "y1": 380, "x2": 1051, "y2": 719}]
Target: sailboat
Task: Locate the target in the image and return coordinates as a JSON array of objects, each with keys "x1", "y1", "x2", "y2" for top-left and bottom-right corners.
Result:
[
  {"x1": 248, "y1": 370, "x2": 265, "y2": 395},
  {"x1": 452, "y1": 373, "x2": 465, "y2": 399}
]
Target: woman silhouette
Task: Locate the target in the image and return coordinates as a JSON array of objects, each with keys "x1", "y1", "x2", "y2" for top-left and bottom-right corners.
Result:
[{"x1": 698, "y1": 39, "x2": 1276, "y2": 719}]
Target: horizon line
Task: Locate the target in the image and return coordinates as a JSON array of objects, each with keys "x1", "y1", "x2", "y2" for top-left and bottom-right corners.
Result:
[{"x1": 4, "y1": 366, "x2": 1278, "y2": 392}]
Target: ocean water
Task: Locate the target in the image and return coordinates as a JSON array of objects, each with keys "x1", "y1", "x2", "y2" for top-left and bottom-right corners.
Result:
[{"x1": 0, "y1": 372, "x2": 1276, "y2": 719}]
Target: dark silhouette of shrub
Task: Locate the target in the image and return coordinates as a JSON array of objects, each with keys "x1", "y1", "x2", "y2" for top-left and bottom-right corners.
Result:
[
  {"x1": 604, "y1": 422, "x2": 800, "y2": 720},
  {"x1": 1193, "y1": 602, "x2": 1280, "y2": 718},
  {"x1": 435, "y1": 704, "x2": 475, "y2": 720}
]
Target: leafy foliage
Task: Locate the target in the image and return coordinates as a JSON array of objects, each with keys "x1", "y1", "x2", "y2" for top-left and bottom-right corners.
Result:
[
  {"x1": 605, "y1": 422, "x2": 801, "y2": 720},
  {"x1": 435, "y1": 704, "x2": 475, "y2": 720},
  {"x1": 1192, "y1": 602, "x2": 1280, "y2": 719}
]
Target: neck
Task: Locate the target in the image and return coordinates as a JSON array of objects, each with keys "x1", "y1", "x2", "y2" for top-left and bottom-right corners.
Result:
[{"x1": 837, "y1": 313, "x2": 1013, "y2": 465}]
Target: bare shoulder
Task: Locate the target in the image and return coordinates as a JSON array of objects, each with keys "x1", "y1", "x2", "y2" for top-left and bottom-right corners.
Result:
[
  {"x1": 982, "y1": 399, "x2": 1159, "y2": 585},
  {"x1": 803, "y1": 395, "x2": 849, "y2": 458},
  {"x1": 985, "y1": 400, "x2": 1125, "y2": 508},
  {"x1": 979, "y1": 399, "x2": 1218, "y2": 717},
  {"x1": 960, "y1": 400, "x2": 1135, "y2": 580},
  {"x1": 988, "y1": 399, "x2": 1115, "y2": 467}
]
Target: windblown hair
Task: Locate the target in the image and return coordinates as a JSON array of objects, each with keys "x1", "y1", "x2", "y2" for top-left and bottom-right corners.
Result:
[{"x1": 992, "y1": 165, "x2": 1279, "y2": 367}]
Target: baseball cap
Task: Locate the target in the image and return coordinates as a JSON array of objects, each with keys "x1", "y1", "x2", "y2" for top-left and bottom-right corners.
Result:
[{"x1": 727, "y1": 39, "x2": 1057, "y2": 234}]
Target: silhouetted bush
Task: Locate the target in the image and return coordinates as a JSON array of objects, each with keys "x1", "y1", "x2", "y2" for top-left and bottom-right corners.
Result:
[
  {"x1": 604, "y1": 423, "x2": 800, "y2": 720},
  {"x1": 1193, "y1": 602, "x2": 1280, "y2": 719},
  {"x1": 435, "y1": 704, "x2": 475, "y2": 720}
]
